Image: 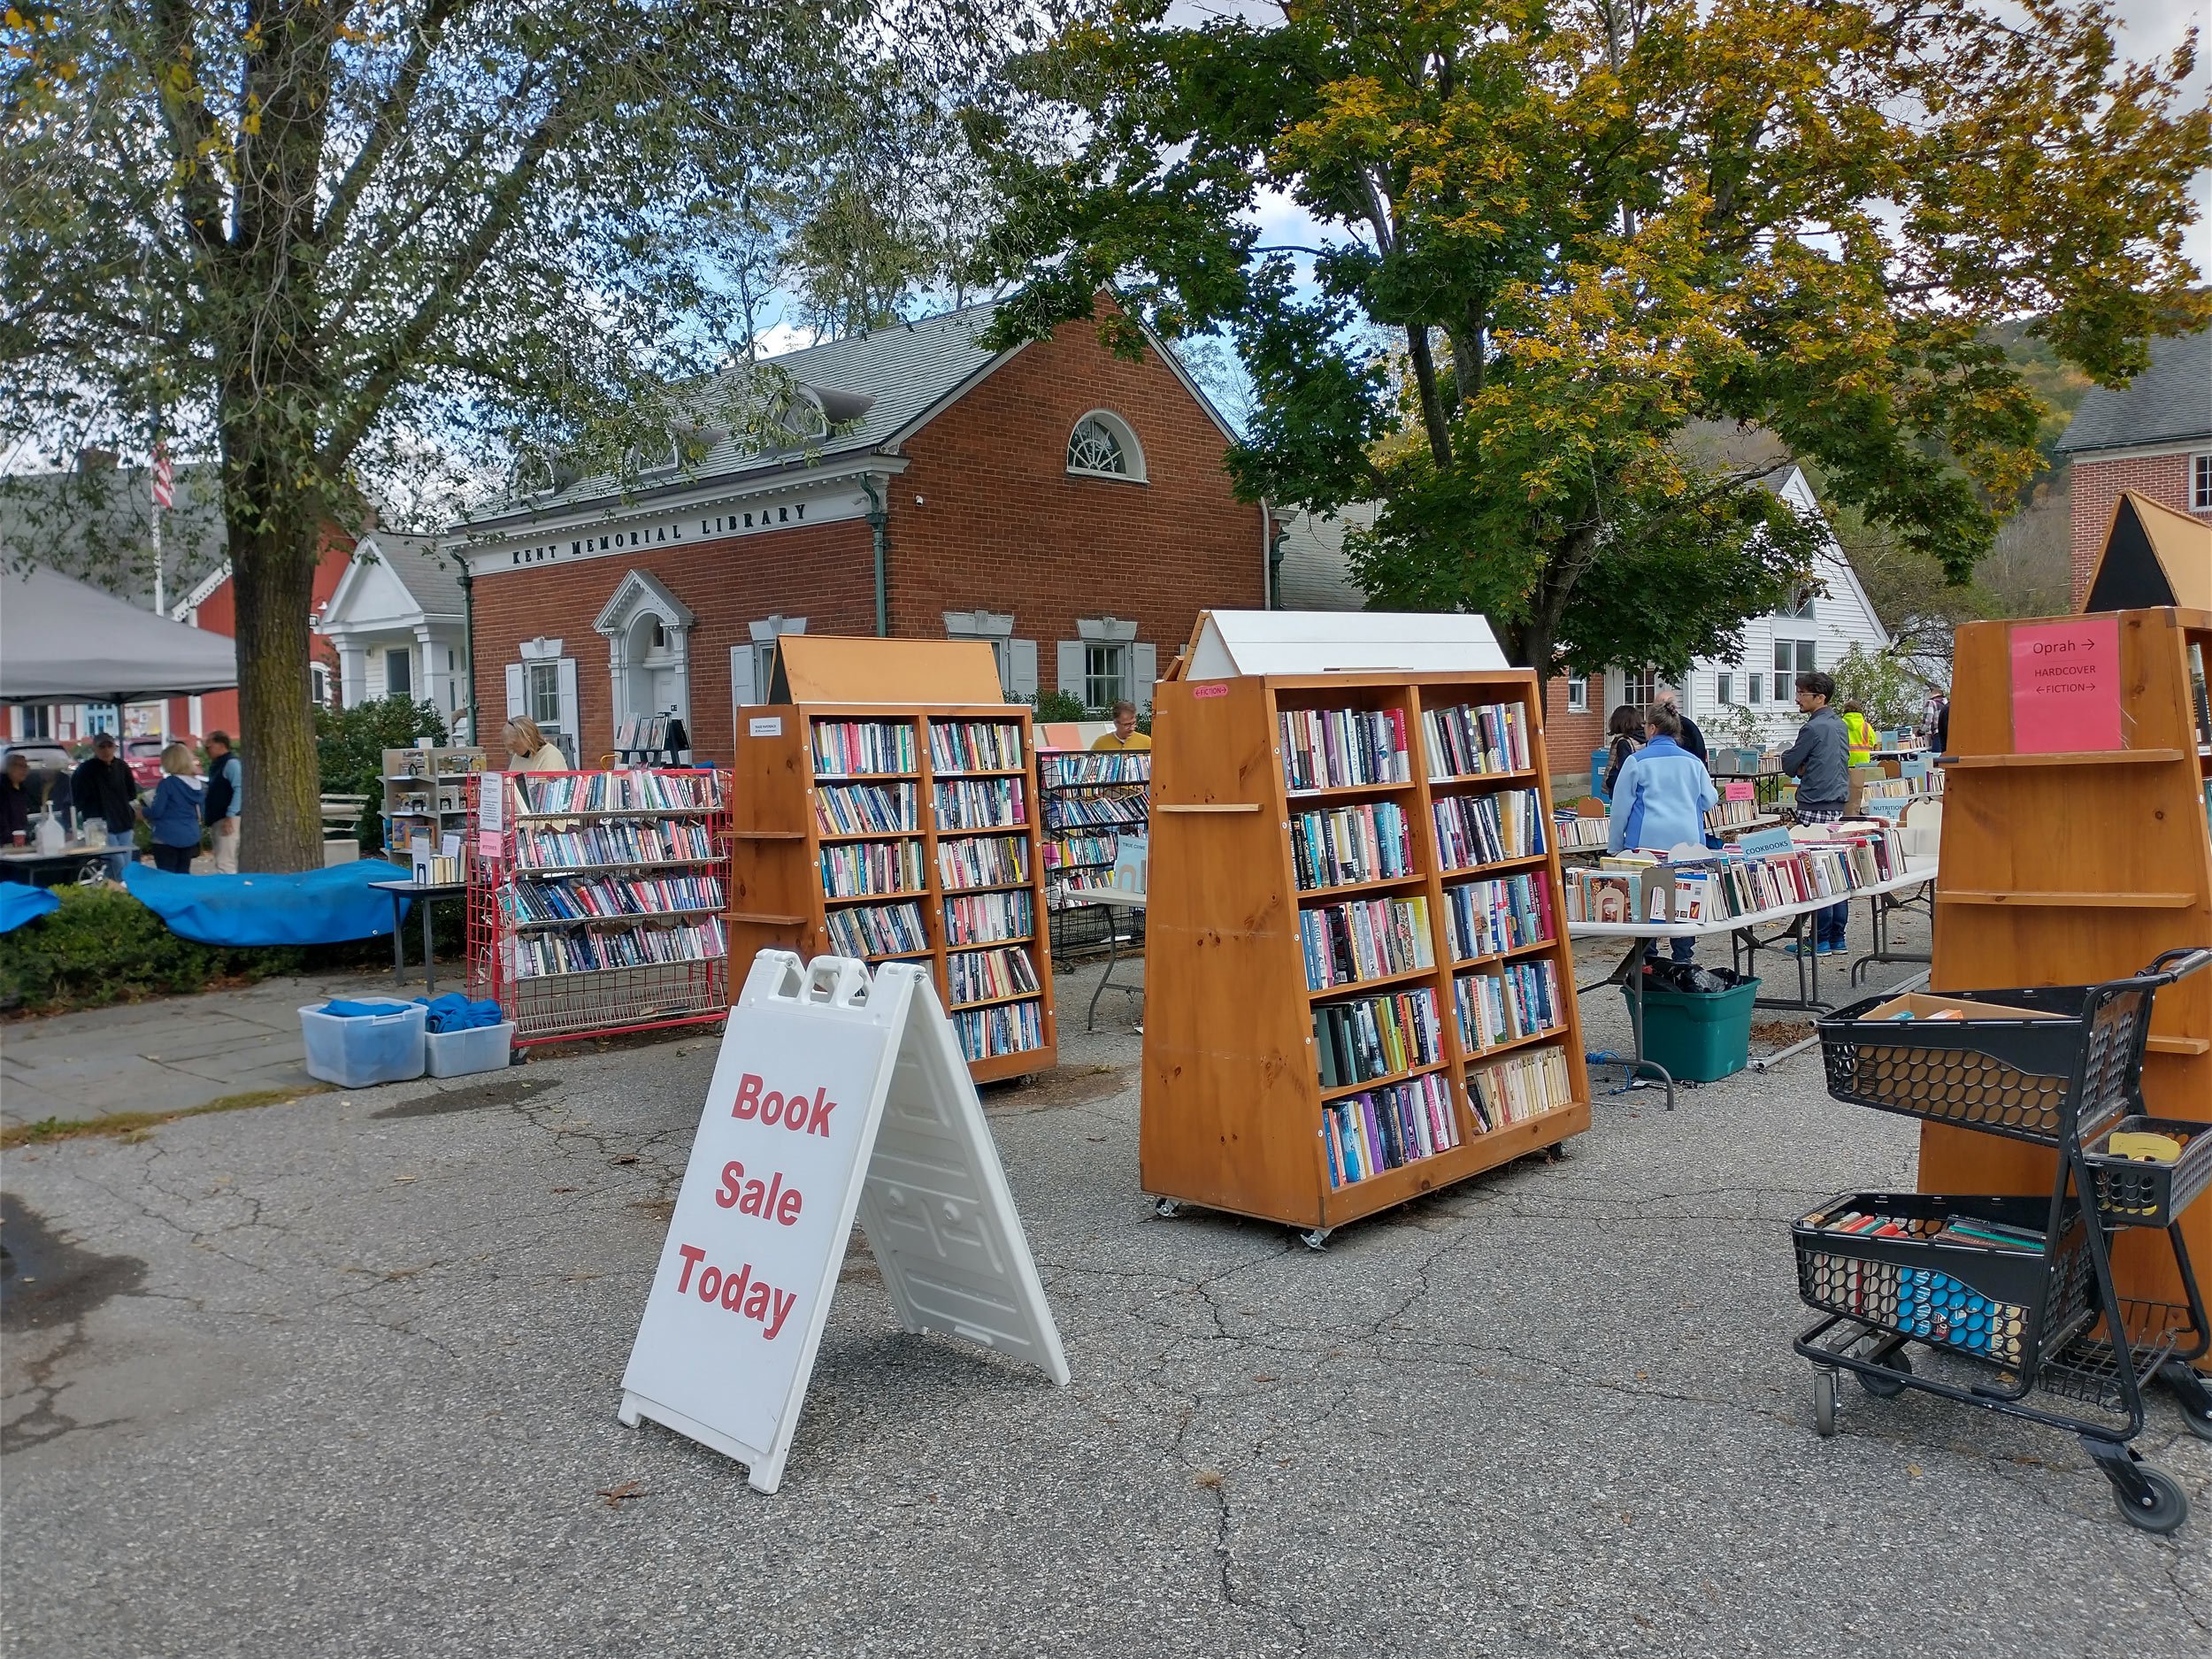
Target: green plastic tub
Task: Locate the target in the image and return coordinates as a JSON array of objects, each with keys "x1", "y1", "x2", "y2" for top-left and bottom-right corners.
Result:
[{"x1": 1620, "y1": 974, "x2": 1762, "y2": 1083}]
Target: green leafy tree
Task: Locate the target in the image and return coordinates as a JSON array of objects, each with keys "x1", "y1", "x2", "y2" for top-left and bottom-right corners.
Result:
[
  {"x1": 1831, "y1": 643, "x2": 1926, "y2": 730},
  {"x1": 315, "y1": 695, "x2": 448, "y2": 849},
  {"x1": 979, "y1": 0, "x2": 2209, "y2": 692},
  {"x1": 2, "y1": 1, "x2": 996, "y2": 871}
]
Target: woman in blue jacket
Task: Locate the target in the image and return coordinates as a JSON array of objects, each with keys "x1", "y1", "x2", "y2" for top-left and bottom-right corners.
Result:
[
  {"x1": 145, "y1": 743, "x2": 206, "y2": 873},
  {"x1": 1608, "y1": 704, "x2": 1717, "y2": 961}
]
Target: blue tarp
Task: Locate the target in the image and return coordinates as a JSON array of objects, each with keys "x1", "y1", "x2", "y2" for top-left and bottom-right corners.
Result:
[
  {"x1": 0, "y1": 885, "x2": 61, "y2": 933},
  {"x1": 121, "y1": 861, "x2": 409, "y2": 947}
]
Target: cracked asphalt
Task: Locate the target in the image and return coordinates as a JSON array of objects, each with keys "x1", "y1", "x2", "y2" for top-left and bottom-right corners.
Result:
[{"x1": 3, "y1": 940, "x2": 2208, "y2": 1657}]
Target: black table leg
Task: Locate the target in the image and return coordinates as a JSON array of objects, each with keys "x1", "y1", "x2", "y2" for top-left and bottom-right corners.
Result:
[
  {"x1": 422, "y1": 895, "x2": 436, "y2": 997},
  {"x1": 390, "y1": 892, "x2": 406, "y2": 983}
]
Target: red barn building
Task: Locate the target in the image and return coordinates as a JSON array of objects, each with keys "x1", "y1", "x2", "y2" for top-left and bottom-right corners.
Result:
[{"x1": 454, "y1": 300, "x2": 1270, "y2": 763}]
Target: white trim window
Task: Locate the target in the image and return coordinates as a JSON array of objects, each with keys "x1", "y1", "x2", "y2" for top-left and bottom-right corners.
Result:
[
  {"x1": 1057, "y1": 617, "x2": 1156, "y2": 713},
  {"x1": 1773, "y1": 637, "x2": 1817, "y2": 703},
  {"x1": 732, "y1": 614, "x2": 806, "y2": 709},
  {"x1": 1564, "y1": 673, "x2": 1588, "y2": 715},
  {"x1": 1619, "y1": 667, "x2": 1658, "y2": 710},
  {"x1": 2193, "y1": 452, "x2": 2212, "y2": 511},
  {"x1": 1066, "y1": 411, "x2": 1146, "y2": 482},
  {"x1": 1717, "y1": 672, "x2": 1734, "y2": 706},
  {"x1": 384, "y1": 645, "x2": 412, "y2": 698},
  {"x1": 504, "y1": 635, "x2": 579, "y2": 764}
]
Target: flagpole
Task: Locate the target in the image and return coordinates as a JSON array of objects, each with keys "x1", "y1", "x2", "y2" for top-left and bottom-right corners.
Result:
[{"x1": 151, "y1": 434, "x2": 169, "y2": 742}]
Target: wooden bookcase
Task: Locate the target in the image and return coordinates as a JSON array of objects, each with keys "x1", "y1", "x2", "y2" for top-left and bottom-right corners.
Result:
[
  {"x1": 726, "y1": 701, "x2": 1058, "y2": 1083},
  {"x1": 1140, "y1": 666, "x2": 1591, "y2": 1237},
  {"x1": 1924, "y1": 606, "x2": 2212, "y2": 1305}
]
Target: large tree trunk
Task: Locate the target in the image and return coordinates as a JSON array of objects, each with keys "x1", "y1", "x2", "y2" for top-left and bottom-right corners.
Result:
[{"x1": 224, "y1": 497, "x2": 326, "y2": 873}]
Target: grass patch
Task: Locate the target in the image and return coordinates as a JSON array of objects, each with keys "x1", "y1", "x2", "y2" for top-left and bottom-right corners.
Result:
[{"x1": 1, "y1": 1084, "x2": 334, "y2": 1150}]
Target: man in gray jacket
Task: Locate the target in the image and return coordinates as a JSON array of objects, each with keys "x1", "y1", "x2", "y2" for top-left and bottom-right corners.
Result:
[{"x1": 1775, "y1": 672, "x2": 1851, "y2": 953}]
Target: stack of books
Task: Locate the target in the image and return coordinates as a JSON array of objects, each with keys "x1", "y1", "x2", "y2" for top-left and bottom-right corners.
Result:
[
  {"x1": 1298, "y1": 895, "x2": 1435, "y2": 990},
  {"x1": 515, "y1": 917, "x2": 727, "y2": 979},
  {"x1": 1441, "y1": 870, "x2": 1555, "y2": 961},
  {"x1": 1432, "y1": 788, "x2": 1546, "y2": 872},
  {"x1": 929, "y1": 720, "x2": 1024, "y2": 772},
  {"x1": 953, "y1": 998, "x2": 1045, "y2": 1061},
  {"x1": 516, "y1": 821, "x2": 717, "y2": 869},
  {"x1": 1466, "y1": 1045, "x2": 1574, "y2": 1131},
  {"x1": 507, "y1": 872, "x2": 724, "y2": 922},
  {"x1": 1289, "y1": 801, "x2": 1417, "y2": 891},
  {"x1": 1422, "y1": 701, "x2": 1531, "y2": 778},
  {"x1": 944, "y1": 888, "x2": 1033, "y2": 947},
  {"x1": 820, "y1": 839, "x2": 926, "y2": 899},
  {"x1": 518, "y1": 770, "x2": 719, "y2": 814},
  {"x1": 1453, "y1": 959, "x2": 1563, "y2": 1052},
  {"x1": 947, "y1": 945, "x2": 1041, "y2": 1007},
  {"x1": 933, "y1": 777, "x2": 1026, "y2": 830},
  {"x1": 812, "y1": 720, "x2": 917, "y2": 776},
  {"x1": 1312, "y1": 987, "x2": 1444, "y2": 1088},
  {"x1": 938, "y1": 834, "x2": 1029, "y2": 890},
  {"x1": 815, "y1": 781, "x2": 917, "y2": 835},
  {"x1": 824, "y1": 900, "x2": 929, "y2": 958},
  {"x1": 1278, "y1": 707, "x2": 1412, "y2": 792},
  {"x1": 1324, "y1": 1072, "x2": 1458, "y2": 1188}
]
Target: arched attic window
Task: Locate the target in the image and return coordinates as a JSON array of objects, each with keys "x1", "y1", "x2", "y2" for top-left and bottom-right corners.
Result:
[{"x1": 1067, "y1": 411, "x2": 1145, "y2": 482}]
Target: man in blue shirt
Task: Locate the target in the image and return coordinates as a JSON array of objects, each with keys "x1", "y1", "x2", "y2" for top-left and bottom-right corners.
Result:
[{"x1": 203, "y1": 732, "x2": 242, "y2": 873}]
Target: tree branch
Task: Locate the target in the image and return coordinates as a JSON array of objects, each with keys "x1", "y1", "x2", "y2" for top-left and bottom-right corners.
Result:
[{"x1": 317, "y1": 0, "x2": 473, "y2": 251}]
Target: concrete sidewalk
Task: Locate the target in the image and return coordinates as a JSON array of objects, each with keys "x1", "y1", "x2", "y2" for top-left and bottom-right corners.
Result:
[{"x1": 0, "y1": 968, "x2": 411, "y2": 1128}]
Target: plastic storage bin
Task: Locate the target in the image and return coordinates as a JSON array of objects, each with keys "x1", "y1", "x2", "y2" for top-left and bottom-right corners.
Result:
[
  {"x1": 298, "y1": 998, "x2": 427, "y2": 1087},
  {"x1": 1623, "y1": 974, "x2": 1761, "y2": 1083},
  {"x1": 426, "y1": 1020, "x2": 516, "y2": 1079}
]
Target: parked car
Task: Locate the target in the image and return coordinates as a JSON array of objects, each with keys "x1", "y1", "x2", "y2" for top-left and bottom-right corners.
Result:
[
  {"x1": 124, "y1": 735, "x2": 168, "y2": 790},
  {"x1": 0, "y1": 741, "x2": 73, "y2": 818}
]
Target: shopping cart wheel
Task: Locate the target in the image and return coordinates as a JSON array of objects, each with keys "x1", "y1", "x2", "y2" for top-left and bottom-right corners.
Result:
[
  {"x1": 2110, "y1": 1465, "x2": 2188, "y2": 1535},
  {"x1": 1812, "y1": 1370, "x2": 1838, "y2": 1438},
  {"x1": 1857, "y1": 1351, "x2": 1912, "y2": 1399},
  {"x1": 2158, "y1": 1360, "x2": 2212, "y2": 1442}
]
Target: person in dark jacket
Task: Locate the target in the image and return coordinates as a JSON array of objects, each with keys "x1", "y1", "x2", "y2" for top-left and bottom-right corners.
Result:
[
  {"x1": 71, "y1": 733, "x2": 140, "y2": 879},
  {"x1": 145, "y1": 743, "x2": 206, "y2": 873},
  {"x1": 1601, "y1": 703, "x2": 1643, "y2": 797},
  {"x1": 2, "y1": 752, "x2": 33, "y2": 845},
  {"x1": 1773, "y1": 672, "x2": 1852, "y2": 954},
  {"x1": 203, "y1": 731, "x2": 242, "y2": 872},
  {"x1": 1654, "y1": 692, "x2": 1708, "y2": 764}
]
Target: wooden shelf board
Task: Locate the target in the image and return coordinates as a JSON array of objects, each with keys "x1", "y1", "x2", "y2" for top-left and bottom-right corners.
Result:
[
  {"x1": 861, "y1": 948, "x2": 934, "y2": 964},
  {"x1": 2147, "y1": 1034, "x2": 2212, "y2": 1056},
  {"x1": 1462, "y1": 1025, "x2": 1571, "y2": 1064},
  {"x1": 1938, "y1": 889, "x2": 2199, "y2": 909},
  {"x1": 1308, "y1": 964, "x2": 1442, "y2": 1002},
  {"x1": 1939, "y1": 749, "x2": 2184, "y2": 769},
  {"x1": 1284, "y1": 779, "x2": 1417, "y2": 803},
  {"x1": 731, "y1": 829, "x2": 806, "y2": 841},
  {"x1": 1295, "y1": 871, "x2": 1429, "y2": 900},
  {"x1": 969, "y1": 1044, "x2": 1052, "y2": 1084},
  {"x1": 813, "y1": 826, "x2": 922, "y2": 842},
  {"x1": 936, "y1": 822, "x2": 1033, "y2": 838},
  {"x1": 1318, "y1": 1099, "x2": 1589, "y2": 1225},
  {"x1": 941, "y1": 879, "x2": 1034, "y2": 895},
  {"x1": 1440, "y1": 851, "x2": 1550, "y2": 880},
  {"x1": 726, "y1": 910, "x2": 809, "y2": 927},
  {"x1": 1450, "y1": 938, "x2": 1561, "y2": 970},
  {"x1": 1317, "y1": 1057, "x2": 1449, "y2": 1102},
  {"x1": 948, "y1": 988, "x2": 1044, "y2": 1012}
]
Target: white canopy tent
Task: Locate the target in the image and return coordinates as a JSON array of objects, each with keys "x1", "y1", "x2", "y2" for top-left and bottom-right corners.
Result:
[{"x1": 1, "y1": 563, "x2": 237, "y2": 705}]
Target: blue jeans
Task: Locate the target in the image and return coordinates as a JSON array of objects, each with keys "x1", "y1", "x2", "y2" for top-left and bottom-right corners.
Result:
[
  {"x1": 103, "y1": 826, "x2": 134, "y2": 880},
  {"x1": 1644, "y1": 938, "x2": 1695, "y2": 964},
  {"x1": 1816, "y1": 901, "x2": 1849, "y2": 950}
]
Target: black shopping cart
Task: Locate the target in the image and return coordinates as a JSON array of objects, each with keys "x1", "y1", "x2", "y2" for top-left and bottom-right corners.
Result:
[{"x1": 1794, "y1": 948, "x2": 2212, "y2": 1533}]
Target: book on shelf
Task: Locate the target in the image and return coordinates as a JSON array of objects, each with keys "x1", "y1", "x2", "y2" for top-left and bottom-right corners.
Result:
[
  {"x1": 1312, "y1": 987, "x2": 1444, "y2": 1089},
  {"x1": 513, "y1": 916, "x2": 726, "y2": 979},
  {"x1": 812, "y1": 719, "x2": 916, "y2": 776},
  {"x1": 518, "y1": 769, "x2": 720, "y2": 815},
  {"x1": 938, "y1": 834, "x2": 1029, "y2": 890},
  {"x1": 1466, "y1": 1044, "x2": 1574, "y2": 1132},
  {"x1": 1290, "y1": 801, "x2": 1417, "y2": 890},
  {"x1": 823, "y1": 900, "x2": 928, "y2": 958},
  {"x1": 1279, "y1": 708, "x2": 1411, "y2": 792},
  {"x1": 820, "y1": 839, "x2": 927, "y2": 898},
  {"x1": 933, "y1": 777, "x2": 1026, "y2": 830},
  {"x1": 1432, "y1": 788, "x2": 1547, "y2": 871},
  {"x1": 504, "y1": 871, "x2": 726, "y2": 922},
  {"x1": 1042, "y1": 751, "x2": 1149, "y2": 786},
  {"x1": 952, "y1": 997, "x2": 1045, "y2": 1061},
  {"x1": 947, "y1": 944, "x2": 1041, "y2": 1006},
  {"x1": 944, "y1": 888, "x2": 1034, "y2": 947},
  {"x1": 1553, "y1": 813, "x2": 1610, "y2": 851},
  {"x1": 1453, "y1": 959, "x2": 1563, "y2": 1052},
  {"x1": 815, "y1": 781, "x2": 918, "y2": 836},
  {"x1": 1324, "y1": 1071, "x2": 1458, "y2": 1188},
  {"x1": 2190, "y1": 642, "x2": 2209, "y2": 751},
  {"x1": 1442, "y1": 870, "x2": 1555, "y2": 960},
  {"x1": 928, "y1": 720, "x2": 1025, "y2": 772},
  {"x1": 1422, "y1": 701, "x2": 1532, "y2": 779},
  {"x1": 515, "y1": 820, "x2": 718, "y2": 868},
  {"x1": 1298, "y1": 895, "x2": 1434, "y2": 991},
  {"x1": 1041, "y1": 785, "x2": 1147, "y2": 829},
  {"x1": 1046, "y1": 832, "x2": 1119, "y2": 872}
]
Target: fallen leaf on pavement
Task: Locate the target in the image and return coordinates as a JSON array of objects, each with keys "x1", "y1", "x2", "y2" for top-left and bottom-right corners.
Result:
[{"x1": 596, "y1": 1481, "x2": 646, "y2": 1509}]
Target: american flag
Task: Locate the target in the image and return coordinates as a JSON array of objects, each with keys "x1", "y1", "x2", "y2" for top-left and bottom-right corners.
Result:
[{"x1": 151, "y1": 441, "x2": 173, "y2": 510}]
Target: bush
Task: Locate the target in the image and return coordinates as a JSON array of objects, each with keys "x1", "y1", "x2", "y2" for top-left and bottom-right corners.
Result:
[
  {"x1": 1028, "y1": 690, "x2": 1087, "y2": 722},
  {"x1": 317, "y1": 695, "x2": 449, "y2": 847}
]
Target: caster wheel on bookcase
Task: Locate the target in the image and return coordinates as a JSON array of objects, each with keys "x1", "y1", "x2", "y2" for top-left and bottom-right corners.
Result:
[
  {"x1": 1857, "y1": 1351, "x2": 1911, "y2": 1399},
  {"x1": 1812, "y1": 1370, "x2": 1838, "y2": 1438},
  {"x1": 1152, "y1": 1198, "x2": 1181, "y2": 1219},
  {"x1": 1298, "y1": 1228, "x2": 1331, "y2": 1252}
]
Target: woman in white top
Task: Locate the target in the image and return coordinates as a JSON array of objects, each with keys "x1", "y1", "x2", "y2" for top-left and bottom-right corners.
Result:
[{"x1": 504, "y1": 717, "x2": 568, "y2": 772}]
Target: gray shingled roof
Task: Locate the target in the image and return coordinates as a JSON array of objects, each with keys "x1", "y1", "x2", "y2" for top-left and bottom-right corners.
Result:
[
  {"x1": 367, "y1": 533, "x2": 465, "y2": 616},
  {"x1": 0, "y1": 463, "x2": 227, "y2": 608},
  {"x1": 2057, "y1": 327, "x2": 2212, "y2": 456},
  {"x1": 468, "y1": 300, "x2": 1010, "y2": 526}
]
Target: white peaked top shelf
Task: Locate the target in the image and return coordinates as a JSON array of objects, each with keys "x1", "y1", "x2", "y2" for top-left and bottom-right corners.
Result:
[{"x1": 1183, "y1": 610, "x2": 1509, "y2": 681}]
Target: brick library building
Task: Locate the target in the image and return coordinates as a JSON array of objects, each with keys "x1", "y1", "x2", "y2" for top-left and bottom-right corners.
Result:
[{"x1": 454, "y1": 299, "x2": 1271, "y2": 765}]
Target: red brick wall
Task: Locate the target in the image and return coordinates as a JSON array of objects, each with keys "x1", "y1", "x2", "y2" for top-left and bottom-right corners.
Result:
[
  {"x1": 468, "y1": 308, "x2": 1267, "y2": 761},
  {"x1": 2069, "y1": 450, "x2": 2198, "y2": 606},
  {"x1": 165, "y1": 538, "x2": 349, "y2": 738},
  {"x1": 1540, "y1": 683, "x2": 1604, "y2": 801}
]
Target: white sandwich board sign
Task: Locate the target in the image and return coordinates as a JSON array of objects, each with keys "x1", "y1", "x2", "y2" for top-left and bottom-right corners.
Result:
[{"x1": 619, "y1": 951, "x2": 1070, "y2": 1493}]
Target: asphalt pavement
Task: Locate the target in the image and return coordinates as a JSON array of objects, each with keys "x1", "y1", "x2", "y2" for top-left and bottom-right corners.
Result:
[{"x1": 2, "y1": 916, "x2": 2206, "y2": 1657}]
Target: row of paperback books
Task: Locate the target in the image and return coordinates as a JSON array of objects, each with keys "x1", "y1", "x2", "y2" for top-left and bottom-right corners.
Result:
[
  {"x1": 929, "y1": 720, "x2": 1024, "y2": 773},
  {"x1": 1441, "y1": 870, "x2": 1555, "y2": 962},
  {"x1": 1312, "y1": 987, "x2": 1444, "y2": 1090},
  {"x1": 820, "y1": 840, "x2": 925, "y2": 899},
  {"x1": 825, "y1": 900, "x2": 928, "y2": 959},
  {"x1": 506, "y1": 872, "x2": 725, "y2": 923},
  {"x1": 1299, "y1": 895, "x2": 1435, "y2": 991},
  {"x1": 1422, "y1": 701, "x2": 1531, "y2": 780},
  {"x1": 513, "y1": 917, "x2": 727, "y2": 979},
  {"x1": 1279, "y1": 707, "x2": 1412, "y2": 793},
  {"x1": 1553, "y1": 813, "x2": 1610, "y2": 852},
  {"x1": 947, "y1": 945, "x2": 1040, "y2": 1007},
  {"x1": 815, "y1": 781, "x2": 916, "y2": 836},
  {"x1": 1467, "y1": 1044, "x2": 1573, "y2": 1132},
  {"x1": 1041, "y1": 751, "x2": 1148, "y2": 786},
  {"x1": 1290, "y1": 801, "x2": 1416, "y2": 892},
  {"x1": 812, "y1": 720, "x2": 916, "y2": 777},
  {"x1": 945, "y1": 888, "x2": 1033, "y2": 947},
  {"x1": 515, "y1": 821, "x2": 717, "y2": 869},
  {"x1": 1325, "y1": 1072, "x2": 1459, "y2": 1189},
  {"x1": 1041, "y1": 785, "x2": 1147, "y2": 829},
  {"x1": 1453, "y1": 959, "x2": 1563, "y2": 1053},
  {"x1": 515, "y1": 770, "x2": 719, "y2": 816},
  {"x1": 1044, "y1": 833, "x2": 1118, "y2": 872},
  {"x1": 940, "y1": 834, "x2": 1028, "y2": 890},
  {"x1": 934, "y1": 778, "x2": 1026, "y2": 831},
  {"x1": 1708, "y1": 796, "x2": 1767, "y2": 828},
  {"x1": 953, "y1": 998, "x2": 1045, "y2": 1061},
  {"x1": 1432, "y1": 788, "x2": 1546, "y2": 872}
]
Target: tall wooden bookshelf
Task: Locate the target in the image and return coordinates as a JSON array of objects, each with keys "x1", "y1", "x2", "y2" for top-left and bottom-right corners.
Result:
[
  {"x1": 726, "y1": 698, "x2": 1058, "y2": 1084},
  {"x1": 1140, "y1": 661, "x2": 1591, "y2": 1239},
  {"x1": 1924, "y1": 606, "x2": 2212, "y2": 1306}
]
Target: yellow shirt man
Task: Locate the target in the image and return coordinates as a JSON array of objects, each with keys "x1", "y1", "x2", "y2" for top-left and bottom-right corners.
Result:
[{"x1": 1091, "y1": 702, "x2": 1152, "y2": 752}]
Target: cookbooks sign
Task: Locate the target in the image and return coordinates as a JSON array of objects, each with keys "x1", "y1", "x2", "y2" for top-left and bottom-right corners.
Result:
[{"x1": 618, "y1": 952, "x2": 1069, "y2": 1493}]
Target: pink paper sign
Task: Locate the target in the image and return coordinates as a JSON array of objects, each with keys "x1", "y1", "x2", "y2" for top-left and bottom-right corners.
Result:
[
  {"x1": 2009, "y1": 616, "x2": 2122, "y2": 753},
  {"x1": 1724, "y1": 780, "x2": 1755, "y2": 802}
]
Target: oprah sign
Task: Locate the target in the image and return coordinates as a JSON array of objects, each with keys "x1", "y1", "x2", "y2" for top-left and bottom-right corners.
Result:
[{"x1": 2009, "y1": 617, "x2": 2122, "y2": 755}]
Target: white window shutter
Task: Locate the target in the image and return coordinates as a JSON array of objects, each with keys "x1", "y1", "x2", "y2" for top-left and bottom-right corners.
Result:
[
  {"x1": 1056, "y1": 641, "x2": 1084, "y2": 702},
  {"x1": 1132, "y1": 642, "x2": 1158, "y2": 710},
  {"x1": 504, "y1": 664, "x2": 524, "y2": 718},
  {"x1": 730, "y1": 642, "x2": 757, "y2": 709},
  {"x1": 556, "y1": 657, "x2": 580, "y2": 763},
  {"x1": 1007, "y1": 639, "x2": 1038, "y2": 700}
]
